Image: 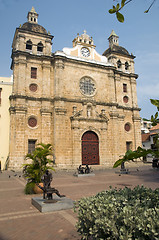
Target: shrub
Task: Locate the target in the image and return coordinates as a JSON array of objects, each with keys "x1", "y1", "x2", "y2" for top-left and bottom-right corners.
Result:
[
  {"x1": 75, "y1": 186, "x2": 159, "y2": 240},
  {"x1": 24, "y1": 182, "x2": 36, "y2": 194},
  {"x1": 23, "y1": 143, "x2": 55, "y2": 184}
]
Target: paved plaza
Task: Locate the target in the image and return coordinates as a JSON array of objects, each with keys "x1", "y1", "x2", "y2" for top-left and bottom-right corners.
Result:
[{"x1": 0, "y1": 163, "x2": 158, "y2": 240}]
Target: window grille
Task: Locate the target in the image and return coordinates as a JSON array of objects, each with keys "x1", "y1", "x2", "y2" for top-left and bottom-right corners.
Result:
[
  {"x1": 31, "y1": 67, "x2": 37, "y2": 79},
  {"x1": 28, "y1": 140, "x2": 36, "y2": 154}
]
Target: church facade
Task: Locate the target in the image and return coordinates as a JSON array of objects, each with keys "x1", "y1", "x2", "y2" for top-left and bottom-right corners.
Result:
[{"x1": 8, "y1": 7, "x2": 141, "y2": 169}]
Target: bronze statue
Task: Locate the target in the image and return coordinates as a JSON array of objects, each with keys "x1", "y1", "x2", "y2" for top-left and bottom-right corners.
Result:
[
  {"x1": 77, "y1": 164, "x2": 91, "y2": 174},
  {"x1": 78, "y1": 165, "x2": 84, "y2": 174},
  {"x1": 85, "y1": 164, "x2": 90, "y2": 174},
  {"x1": 38, "y1": 170, "x2": 65, "y2": 201}
]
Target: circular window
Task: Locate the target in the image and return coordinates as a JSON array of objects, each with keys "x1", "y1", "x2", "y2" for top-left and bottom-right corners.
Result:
[
  {"x1": 124, "y1": 123, "x2": 131, "y2": 132},
  {"x1": 123, "y1": 96, "x2": 129, "y2": 103},
  {"x1": 29, "y1": 83, "x2": 38, "y2": 92},
  {"x1": 79, "y1": 77, "x2": 96, "y2": 96},
  {"x1": 28, "y1": 117, "x2": 37, "y2": 128}
]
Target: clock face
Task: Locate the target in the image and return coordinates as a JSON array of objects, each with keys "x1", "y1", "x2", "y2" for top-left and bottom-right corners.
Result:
[{"x1": 81, "y1": 47, "x2": 90, "y2": 57}]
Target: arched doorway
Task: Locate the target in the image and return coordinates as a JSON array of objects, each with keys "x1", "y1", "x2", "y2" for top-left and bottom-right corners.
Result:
[{"x1": 82, "y1": 131, "x2": 99, "y2": 165}]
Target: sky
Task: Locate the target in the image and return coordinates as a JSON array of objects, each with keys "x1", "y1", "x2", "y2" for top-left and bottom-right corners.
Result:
[{"x1": 0, "y1": 0, "x2": 159, "y2": 119}]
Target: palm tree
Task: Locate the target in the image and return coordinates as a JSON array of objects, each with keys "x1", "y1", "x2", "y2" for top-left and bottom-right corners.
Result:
[{"x1": 23, "y1": 143, "x2": 55, "y2": 194}]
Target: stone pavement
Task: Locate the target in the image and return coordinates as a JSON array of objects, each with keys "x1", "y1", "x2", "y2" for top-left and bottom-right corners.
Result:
[{"x1": 0, "y1": 163, "x2": 158, "y2": 240}]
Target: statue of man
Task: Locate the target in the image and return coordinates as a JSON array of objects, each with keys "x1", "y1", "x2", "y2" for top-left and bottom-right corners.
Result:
[{"x1": 42, "y1": 169, "x2": 52, "y2": 189}]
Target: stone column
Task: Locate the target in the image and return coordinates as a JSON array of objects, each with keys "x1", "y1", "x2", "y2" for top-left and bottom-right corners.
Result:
[
  {"x1": 9, "y1": 107, "x2": 27, "y2": 170},
  {"x1": 114, "y1": 73, "x2": 121, "y2": 105},
  {"x1": 108, "y1": 71, "x2": 116, "y2": 103},
  {"x1": 118, "y1": 113, "x2": 126, "y2": 154},
  {"x1": 130, "y1": 76, "x2": 138, "y2": 108},
  {"x1": 132, "y1": 112, "x2": 142, "y2": 149},
  {"x1": 54, "y1": 58, "x2": 65, "y2": 97},
  {"x1": 109, "y1": 108, "x2": 120, "y2": 163},
  {"x1": 40, "y1": 108, "x2": 52, "y2": 144},
  {"x1": 42, "y1": 61, "x2": 51, "y2": 98},
  {"x1": 71, "y1": 124, "x2": 81, "y2": 166},
  {"x1": 13, "y1": 56, "x2": 27, "y2": 95}
]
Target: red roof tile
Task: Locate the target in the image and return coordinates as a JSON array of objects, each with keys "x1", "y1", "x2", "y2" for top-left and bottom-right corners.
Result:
[
  {"x1": 142, "y1": 133, "x2": 150, "y2": 142},
  {"x1": 150, "y1": 123, "x2": 159, "y2": 131}
]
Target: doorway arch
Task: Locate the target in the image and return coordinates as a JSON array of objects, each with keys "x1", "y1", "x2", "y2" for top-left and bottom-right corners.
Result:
[{"x1": 82, "y1": 131, "x2": 99, "y2": 165}]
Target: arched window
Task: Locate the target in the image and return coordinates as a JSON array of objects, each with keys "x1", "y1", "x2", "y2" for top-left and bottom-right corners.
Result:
[
  {"x1": 117, "y1": 60, "x2": 122, "y2": 69},
  {"x1": 37, "y1": 42, "x2": 43, "y2": 52},
  {"x1": 125, "y1": 62, "x2": 129, "y2": 70},
  {"x1": 26, "y1": 40, "x2": 32, "y2": 50}
]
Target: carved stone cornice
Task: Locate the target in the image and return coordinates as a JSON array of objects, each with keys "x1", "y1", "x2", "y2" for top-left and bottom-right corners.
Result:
[
  {"x1": 109, "y1": 111, "x2": 119, "y2": 119},
  {"x1": 54, "y1": 107, "x2": 67, "y2": 115},
  {"x1": 14, "y1": 58, "x2": 27, "y2": 65},
  {"x1": 11, "y1": 50, "x2": 53, "y2": 62},
  {"x1": 118, "y1": 114, "x2": 125, "y2": 120},
  {"x1": 9, "y1": 95, "x2": 141, "y2": 112},
  {"x1": 114, "y1": 69, "x2": 138, "y2": 79},
  {"x1": 53, "y1": 54, "x2": 116, "y2": 71},
  {"x1": 42, "y1": 62, "x2": 51, "y2": 69},
  {"x1": 118, "y1": 105, "x2": 141, "y2": 111},
  {"x1": 40, "y1": 108, "x2": 52, "y2": 115},
  {"x1": 17, "y1": 27, "x2": 54, "y2": 40},
  {"x1": 132, "y1": 116, "x2": 141, "y2": 122},
  {"x1": 71, "y1": 117, "x2": 108, "y2": 123},
  {"x1": 9, "y1": 94, "x2": 53, "y2": 102},
  {"x1": 107, "y1": 72, "x2": 115, "y2": 78},
  {"x1": 130, "y1": 78, "x2": 137, "y2": 84},
  {"x1": 9, "y1": 106, "x2": 27, "y2": 114},
  {"x1": 54, "y1": 59, "x2": 65, "y2": 69}
]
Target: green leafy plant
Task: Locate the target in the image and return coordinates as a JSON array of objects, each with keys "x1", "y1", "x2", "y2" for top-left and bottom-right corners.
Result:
[
  {"x1": 23, "y1": 143, "x2": 55, "y2": 193},
  {"x1": 24, "y1": 182, "x2": 36, "y2": 194},
  {"x1": 114, "y1": 99, "x2": 159, "y2": 168},
  {"x1": 75, "y1": 186, "x2": 159, "y2": 239},
  {"x1": 113, "y1": 147, "x2": 155, "y2": 168},
  {"x1": 109, "y1": 0, "x2": 157, "y2": 22}
]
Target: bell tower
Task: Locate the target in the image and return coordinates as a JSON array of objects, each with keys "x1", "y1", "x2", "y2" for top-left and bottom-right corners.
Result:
[
  {"x1": 108, "y1": 30, "x2": 119, "y2": 47},
  {"x1": 9, "y1": 7, "x2": 54, "y2": 169},
  {"x1": 27, "y1": 6, "x2": 38, "y2": 23}
]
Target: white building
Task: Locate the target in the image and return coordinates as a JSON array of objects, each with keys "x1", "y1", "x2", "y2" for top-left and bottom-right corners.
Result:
[{"x1": 0, "y1": 76, "x2": 13, "y2": 170}]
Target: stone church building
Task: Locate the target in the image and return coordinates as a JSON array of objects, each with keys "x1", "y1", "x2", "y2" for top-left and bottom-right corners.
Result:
[{"x1": 8, "y1": 7, "x2": 141, "y2": 169}]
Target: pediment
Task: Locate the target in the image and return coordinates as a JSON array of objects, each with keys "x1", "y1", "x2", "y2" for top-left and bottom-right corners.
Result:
[
  {"x1": 70, "y1": 108, "x2": 109, "y2": 123},
  {"x1": 63, "y1": 45, "x2": 107, "y2": 63},
  {"x1": 62, "y1": 31, "x2": 107, "y2": 63}
]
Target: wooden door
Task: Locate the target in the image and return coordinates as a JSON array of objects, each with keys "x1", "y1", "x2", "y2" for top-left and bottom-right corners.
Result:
[{"x1": 82, "y1": 131, "x2": 99, "y2": 165}]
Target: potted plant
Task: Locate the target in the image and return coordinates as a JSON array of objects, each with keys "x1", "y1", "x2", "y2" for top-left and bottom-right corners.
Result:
[{"x1": 23, "y1": 143, "x2": 55, "y2": 194}]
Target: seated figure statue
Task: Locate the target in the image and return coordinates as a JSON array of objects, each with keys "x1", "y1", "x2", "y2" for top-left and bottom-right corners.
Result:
[
  {"x1": 39, "y1": 170, "x2": 65, "y2": 200},
  {"x1": 85, "y1": 164, "x2": 90, "y2": 174},
  {"x1": 42, "y1": 169, "x2": 52, "y2": 189},
  {"x1": 77, "y1": 165, "x2": 84, "y2": 174},
  {"x1": 77, "y1": 164, "x2": 92, "y2": 174}
]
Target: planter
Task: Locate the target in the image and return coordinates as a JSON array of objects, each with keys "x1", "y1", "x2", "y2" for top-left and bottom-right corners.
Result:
[{"x1": 34, "y1": 183, "x2": 43, "y2": 194}]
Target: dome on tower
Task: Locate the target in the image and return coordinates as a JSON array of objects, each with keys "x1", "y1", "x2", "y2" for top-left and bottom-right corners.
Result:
[
  {"x1": 21, "y1": 22, "x2": 47, "y2": 34},
  {"x1": 103, "y1": 30, "x2": 134, "y2": 58},
  {"x1": 103, "y1": 44, "x2": 130, "y2": 57},
  {"x1": 21, "y1": 7, "x2": 48, "y2": 35}
]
